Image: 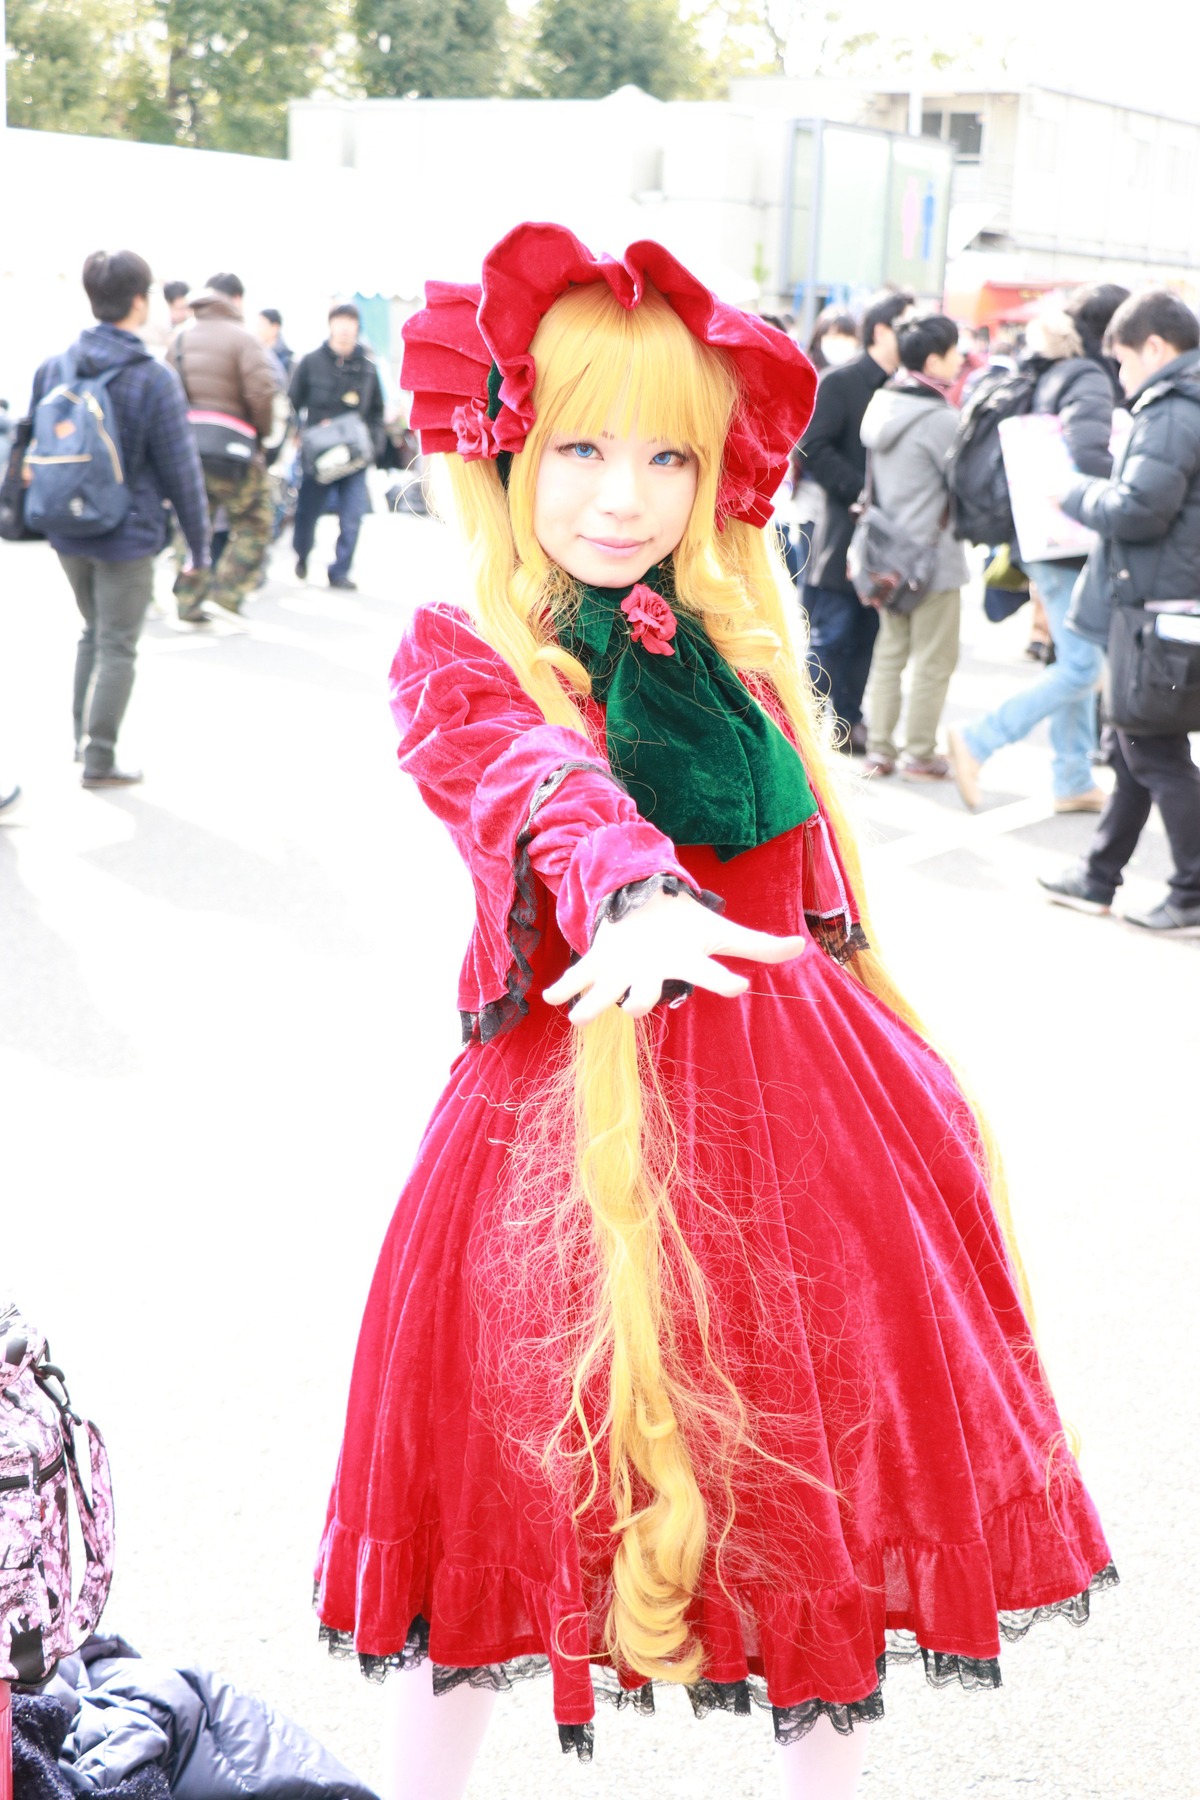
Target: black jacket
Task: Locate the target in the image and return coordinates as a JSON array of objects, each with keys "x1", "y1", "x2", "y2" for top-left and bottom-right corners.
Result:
[
  {"x1": 289, "y1": 342, "x2": 383, "y2": 433},
  {"x1": 33, "y1": 1636, "x2": 378, "y2": 1800},
  {"x1": 1027, "y1": 352, "x2": 1120, "y2": 572},
  {"x1": 799, "y1": 351, "x2": 890, "y2": 593},
  {"x1": 1032, "y1": 355, "x2": 1119, "y2": 479},
  {"x1": 1063, "y1": 348, "x2": 1200, "y2": 646}
]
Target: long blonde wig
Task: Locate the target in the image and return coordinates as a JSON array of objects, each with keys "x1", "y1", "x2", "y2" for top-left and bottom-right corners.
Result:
[{"x1": 437, "y1": 280, "x2": 1033, "y2": 1687}]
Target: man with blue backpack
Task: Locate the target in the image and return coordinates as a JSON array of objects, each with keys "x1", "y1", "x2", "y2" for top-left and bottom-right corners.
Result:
[{"x1": 26, "y1": 249, "x2": 209, "y2": 787}]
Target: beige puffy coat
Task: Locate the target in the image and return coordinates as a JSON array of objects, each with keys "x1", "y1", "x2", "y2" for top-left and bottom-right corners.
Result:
[{"x1": 169, "y1": 291, "x2": 280, "y2": 444}]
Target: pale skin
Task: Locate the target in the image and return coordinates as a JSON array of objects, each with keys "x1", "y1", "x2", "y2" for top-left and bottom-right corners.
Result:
[
  {"x1": 1112, "y1": 331, "x2": 1183, "y2": 397},
  {"x1": 921, "y1": 343, "x2": 964, "y2": 384},
  {"x1": 535, "y1": 423, "x2": 806, "y2": 1026}
]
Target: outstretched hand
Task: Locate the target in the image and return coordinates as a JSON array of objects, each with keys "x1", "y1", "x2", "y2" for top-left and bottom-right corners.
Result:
[{"x1": 543, "y1": 888, "x2": 805, "y2": 1026}]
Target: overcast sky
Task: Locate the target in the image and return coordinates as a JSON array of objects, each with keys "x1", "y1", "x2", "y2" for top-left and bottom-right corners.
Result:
[{"x1": 778, "y1": 0, "x2": 1197, "y2": 123}]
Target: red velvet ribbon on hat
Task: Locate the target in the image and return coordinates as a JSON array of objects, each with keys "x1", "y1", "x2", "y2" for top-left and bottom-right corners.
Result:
[{"x1": 400, "y1": 223, "x2": 817, "y2": 529}]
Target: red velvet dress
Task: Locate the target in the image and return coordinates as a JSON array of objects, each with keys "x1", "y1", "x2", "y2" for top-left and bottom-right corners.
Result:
[{"x1": 315, "y1": 606, "x2": 1114, "y2": 1750}]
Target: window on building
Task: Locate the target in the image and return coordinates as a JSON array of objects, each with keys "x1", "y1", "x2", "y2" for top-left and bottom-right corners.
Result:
[
  {"x1": 920, "y1": 109, "x2": 984, "y2": 163},
  {"x1": 928, "y1": 109, "x2": 978, "y2": 163},
  {"x1": 948, "y1": 112, "x2": 984, "y2": 160}
]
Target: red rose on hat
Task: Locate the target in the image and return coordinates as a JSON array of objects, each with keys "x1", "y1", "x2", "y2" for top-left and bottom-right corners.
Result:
[{"x1": 451, "y1": 398, "x2": 496, "y2": 461}]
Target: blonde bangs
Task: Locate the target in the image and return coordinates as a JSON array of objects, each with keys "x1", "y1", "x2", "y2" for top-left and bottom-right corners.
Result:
[{"x1": 523, "y1": 283, "x2": 738, "y2": 472}]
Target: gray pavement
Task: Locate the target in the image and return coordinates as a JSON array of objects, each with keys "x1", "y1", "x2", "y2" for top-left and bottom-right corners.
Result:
[{"x1": 3, "y1": 509, "x2": 1197, "y2": 1799}]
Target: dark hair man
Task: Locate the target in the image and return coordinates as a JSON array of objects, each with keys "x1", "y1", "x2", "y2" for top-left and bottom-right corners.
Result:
[
  {"x1": 1040, "y1": 289, "x2": 1200, "y2": 934},
  {"x1": 858, "y1": 314, "x2": 967, "y2": 779},
  {"x1": 800, "y1": 287, "x2": 915, "y2": 749},
  {"x1": 28, "y1": 250, "x2": 209, "y2": 786},
  {"x1": 206, "y1": 271, "x2": 245, "y2": 300},
  {"x1": 256, "y1": 307, "x2": 294, "y2": 381},
  {"x1": 289, "y1": 302, "x2": 384, "y2": 591},
  {"x1": 170, "y1": 270, "x2": 281, "y2": 619},
  {"x1": 163, "y1": 280, "x2": 191, "y2": 329}
]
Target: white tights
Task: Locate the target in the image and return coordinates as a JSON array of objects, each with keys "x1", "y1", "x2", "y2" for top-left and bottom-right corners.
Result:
[
  {"x1": 390, "y1": 1661, "x2": 496, "y2": 1800},
  {"x1": 774, "y1": 1716, "x2": 869, "y2": 1798},
  {"x1": 390, "y1": 1667, "x2": 868, "y2": 1800}
]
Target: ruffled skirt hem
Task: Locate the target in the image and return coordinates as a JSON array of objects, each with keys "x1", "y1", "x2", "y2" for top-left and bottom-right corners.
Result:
[
  {"x1": 317, "y1": 1563, "x2": 1117, "y2": 1760},
  {"x1": 314, "y1": 1475, "x2": 1117, "y2": 1760}
]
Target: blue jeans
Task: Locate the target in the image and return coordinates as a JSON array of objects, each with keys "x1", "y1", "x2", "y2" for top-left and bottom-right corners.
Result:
[
  {"x1": 961, "y1": 560, "x2": 1103, "y2": 798},
  {"x1": 804, "y1": 585, "x2": 879, "y2": 730},
  {"x1": 292, "y1": 467, "x2": 371, "y2": 580}
]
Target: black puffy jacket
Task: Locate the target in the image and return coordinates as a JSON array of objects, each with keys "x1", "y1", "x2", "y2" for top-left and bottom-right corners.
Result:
[
  {"x1": 1063, "y1": 348, "x2": 1200, "y2": 646},
  {"x1": 1033, "y1": 356, "x2": 1118, "y2": 479},
  {"x1": 35, "y1": 1637, "x2": 378, "y2": 1800}
]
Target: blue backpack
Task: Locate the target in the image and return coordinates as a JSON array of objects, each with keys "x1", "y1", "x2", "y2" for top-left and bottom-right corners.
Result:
[{"x1": 25, "y1": 352, "x2": 131, "y2": 538}]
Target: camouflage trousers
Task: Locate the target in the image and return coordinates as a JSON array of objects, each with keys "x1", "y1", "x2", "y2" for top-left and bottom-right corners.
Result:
[{"x1": 176, "y1": 462, "x2": 272, "y2": 615}]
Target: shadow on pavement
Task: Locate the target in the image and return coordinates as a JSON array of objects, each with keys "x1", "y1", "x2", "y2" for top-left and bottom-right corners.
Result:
[
  {"x1": 0, "y1": 834, "x2": 141, "y2": 1075},
  {"x1": 80, "y1": 799, "x2": 373, "y2": 955}
]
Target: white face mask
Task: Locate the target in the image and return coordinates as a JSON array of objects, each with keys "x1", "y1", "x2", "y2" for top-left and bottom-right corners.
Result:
[{"x1": 821, "y1": 335, "x2": 858, "y2": 368}]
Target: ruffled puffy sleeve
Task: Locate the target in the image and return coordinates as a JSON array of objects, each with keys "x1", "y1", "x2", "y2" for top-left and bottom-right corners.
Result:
[{"x1": 389, "y1": 605, "x2": 701, "y2": 1039}]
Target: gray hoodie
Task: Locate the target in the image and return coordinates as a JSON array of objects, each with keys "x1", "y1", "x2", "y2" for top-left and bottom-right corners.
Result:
[{"x1": 860, "y1": 378, "x2": 969, "y2": 594}]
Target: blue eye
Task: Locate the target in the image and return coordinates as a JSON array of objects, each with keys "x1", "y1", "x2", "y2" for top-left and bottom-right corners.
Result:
[
  {"x1": 652, "y1": 449, "x2": 687, "y2": 466},
  {"x1": 567, "y1": 442, "x2": 597, "y2": 459}
]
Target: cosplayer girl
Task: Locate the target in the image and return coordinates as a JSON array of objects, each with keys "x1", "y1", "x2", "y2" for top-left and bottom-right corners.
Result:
[{"x1": 315, "y1": 225, "x2": 1115, "y2": 1800}]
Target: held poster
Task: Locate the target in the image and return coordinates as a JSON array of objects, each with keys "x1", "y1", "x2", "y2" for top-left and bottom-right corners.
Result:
[{"x1": 998, "y1": 411, "x2": 1133, "y2": 565}]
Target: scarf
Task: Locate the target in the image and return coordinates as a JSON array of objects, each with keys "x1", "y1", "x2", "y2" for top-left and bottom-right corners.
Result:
[{"x1": 555, "y1": 564, "x2": 817, "y2": 861}]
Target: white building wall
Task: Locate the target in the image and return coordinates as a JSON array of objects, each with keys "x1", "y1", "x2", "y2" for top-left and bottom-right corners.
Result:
[
  {"x1": 290, "y1": 92, "x2": 780, "y2": 305},
  {"x1": 0, "y1": 127, "x2": 392, "y2": 413},
  {"x1": 731, "y1": 74, "x2": 1200, "y2": 295},
  {"x1": 1010, "y1": 90, "x2": 1200, "y2": 281}
]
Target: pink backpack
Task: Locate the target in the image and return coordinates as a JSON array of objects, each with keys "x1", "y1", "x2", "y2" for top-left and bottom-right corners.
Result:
[{"x1": 0, "y1": 1305, "x2": 114, "y2": 1684}]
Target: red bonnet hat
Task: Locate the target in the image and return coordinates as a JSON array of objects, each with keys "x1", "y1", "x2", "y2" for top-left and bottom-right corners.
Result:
[{"x1": 400, "y1": 221, "x2": 817, "y2": 529}]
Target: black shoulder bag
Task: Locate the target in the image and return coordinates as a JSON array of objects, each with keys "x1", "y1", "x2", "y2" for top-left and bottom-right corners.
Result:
[{"x1": 846, "y1": 453, "x2": 945, "y2": 616}]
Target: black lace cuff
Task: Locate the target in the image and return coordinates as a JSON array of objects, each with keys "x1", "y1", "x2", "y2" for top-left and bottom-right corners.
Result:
[
  {"x1": 594, "y1": 872, "x2": 725, "y2": 930},
  {"x1": 593, "y1": 874, "x2": 725, "y2": 1012}
]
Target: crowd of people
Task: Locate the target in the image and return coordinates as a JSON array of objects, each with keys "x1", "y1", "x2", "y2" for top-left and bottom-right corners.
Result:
[
  {"x1": 786, "y1": 279, "x2": 1200, "y2": 938},
  {"x1": 2, "y1": 247, "x2": 1199, "y2": 936},
  {"x1": 0, "y1": 247, "x2": 401, "y2": 793}
]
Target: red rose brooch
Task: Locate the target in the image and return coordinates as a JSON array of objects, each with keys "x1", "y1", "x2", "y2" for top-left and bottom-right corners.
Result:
[{"x1": 620, "y1": 585, "x2": 677, "y2": 656}]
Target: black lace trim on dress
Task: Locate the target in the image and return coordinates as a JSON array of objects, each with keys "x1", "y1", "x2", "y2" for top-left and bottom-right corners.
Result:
[
  {"x1": 460, "y1": 760, "x2": 623, "y2": 1047},
  {"x1": 318, "y1": 1561, "x2": 1117, "y2": 1761},
  {"x1": 806, "y1": 915, "x2": 870, "y2": 965}
]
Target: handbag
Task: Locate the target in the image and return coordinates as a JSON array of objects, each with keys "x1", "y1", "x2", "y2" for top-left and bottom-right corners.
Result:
[
  {"x1": 0, "y1": 418, "x2": 42, "y2": 542},
  {"x1": 1105, "y1": 603, "x2": 1200, "y2": 735},
  {"x1": 0, "y1": 1304, "x2": 114, "y2": 1684},
  {"x1": 846, "y1": 455, "x2": 945, "y2": 616},
  {"x1": 300, "y1": 412, "x2": 375, "y2": 485},
  {"x1": 171, "y1": 338, "x2": 258, "y2": 482}
]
